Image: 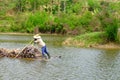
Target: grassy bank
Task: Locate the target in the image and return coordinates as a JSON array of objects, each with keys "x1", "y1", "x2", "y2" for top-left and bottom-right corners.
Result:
[{"x1": 63, "y1": 32, "x2": 120, "y2": 49}]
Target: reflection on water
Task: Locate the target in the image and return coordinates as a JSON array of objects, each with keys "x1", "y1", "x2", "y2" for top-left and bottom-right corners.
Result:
[
  {"x1": 0, "y1": 34, "x2": 120, "y2": 80},
  {"x1": 96, "y1": 50, "x2": 120, "y2": 80}
]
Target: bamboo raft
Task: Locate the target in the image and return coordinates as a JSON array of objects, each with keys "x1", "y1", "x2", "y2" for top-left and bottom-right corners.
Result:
[{"x1": 0, "y1": 45, "x2": 42, "y2": 59}]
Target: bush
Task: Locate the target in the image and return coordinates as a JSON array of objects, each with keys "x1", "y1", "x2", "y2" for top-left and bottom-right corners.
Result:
[
  {"x1": 79, "y1": 11, "x2": 93, "y2": 26},
  {"x1": 105, "y1": 19, "x2": 118, "y2": 41},
  {"x1": 24, "y1": 11, "x2": 49, "y2": 33}
]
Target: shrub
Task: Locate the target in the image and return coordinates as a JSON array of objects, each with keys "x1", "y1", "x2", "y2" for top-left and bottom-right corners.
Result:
[
  {"x1": 105, "y1": 19, "x2": 118, "y2": 41},
  {"x1": 79, "y1": 11, "x2": 93, "y2": 27},
  {"x1": 24, "y1": 11, "x2": 49, "y2": 33}
]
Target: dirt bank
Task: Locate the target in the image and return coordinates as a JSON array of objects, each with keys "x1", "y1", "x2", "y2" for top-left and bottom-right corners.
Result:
[
  {"x1": 92, "y1": 43, "x2": 120, "y2": 49},
  {"x1": 63, "y1": 37, "x2": 120, "y2": 49}
]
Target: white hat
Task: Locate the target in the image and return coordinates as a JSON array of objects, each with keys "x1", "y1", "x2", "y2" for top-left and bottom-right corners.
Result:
[{"x1": 33, "y1": 34, "x2": 41, "y2": 39}]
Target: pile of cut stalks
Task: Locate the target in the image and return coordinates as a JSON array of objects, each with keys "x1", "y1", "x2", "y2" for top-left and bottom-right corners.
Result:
[{"x1": 0, "y1": 45, "x2": 42, "y2": 59}]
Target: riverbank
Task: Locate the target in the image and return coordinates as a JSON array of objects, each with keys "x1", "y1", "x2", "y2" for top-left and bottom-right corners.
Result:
[
  {"x1": 0, "y1": 32, "x2": 62, "y2": 36},
  {"x1": 63, "y1": 32, "x2": 120, "y2": 49},
  {"x1": 1, "y1": 32, "x2": 120, "y2": 49},
  {"x1": 0, "y1": 32, "x2": 32, "y2": 35}
]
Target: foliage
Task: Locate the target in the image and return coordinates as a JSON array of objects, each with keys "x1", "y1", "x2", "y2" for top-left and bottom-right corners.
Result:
[
  {"x1": 15, "y1": 0, "x2": 27, "y2": 12},
  {"x1": 0, "y1": 0, "x2": 119, "y2": 37},
  {"x1": 73, "y1": 32, "x2": 106, "y2": 47},
  {"x1": 24, "y1": 11, "x2": 49, "y2": 33},
  {"x1": 105, "y1": 19, "x2": 118, "y2": 41},
  {"x1": 97, "y1": 1, "x2": 119, "y2": 42},
  {"x1": 88, "y1": 0, "x2": 101, "y2": 12},
  {"x1": 79, "y1": 11, "x2": 93, "y2": 27}
]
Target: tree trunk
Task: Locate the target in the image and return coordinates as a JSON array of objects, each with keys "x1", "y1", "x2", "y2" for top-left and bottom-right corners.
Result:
[{"x1": 64, "y1": 1, "x2": 66, "y2": 13}]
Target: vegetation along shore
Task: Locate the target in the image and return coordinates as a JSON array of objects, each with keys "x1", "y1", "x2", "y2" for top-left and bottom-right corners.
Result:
[
  {"x1": 0, "y1": 0, "x2": 120, "y2": 48},
  {"x1": 63, "y1": 32, "x2": 120, "y2": 49}
]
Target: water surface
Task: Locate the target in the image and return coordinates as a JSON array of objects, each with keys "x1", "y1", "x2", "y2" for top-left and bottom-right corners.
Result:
[{"x1": 0, "y1": 34, "x2": 120, "y2": 80}]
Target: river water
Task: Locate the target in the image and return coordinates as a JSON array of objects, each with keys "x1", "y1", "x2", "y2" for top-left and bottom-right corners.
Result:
[{"x1": 0, "y1": 34, "x2": 120, "y2": 80}]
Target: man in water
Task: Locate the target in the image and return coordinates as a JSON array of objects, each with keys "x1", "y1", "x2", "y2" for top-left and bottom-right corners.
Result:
[{"x1": 33, "y1": 34, "x2": 50, "y2": 59}]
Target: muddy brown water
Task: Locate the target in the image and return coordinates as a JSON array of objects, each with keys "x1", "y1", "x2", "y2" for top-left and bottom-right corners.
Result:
[{"x1": 0, "y1": 34, "x2": 120, "y2": 80}]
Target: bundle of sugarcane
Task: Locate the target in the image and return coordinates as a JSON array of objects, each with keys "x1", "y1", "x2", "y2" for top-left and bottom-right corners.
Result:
[
  {"x1": 0, "y1": 45, "x2": 42, "y2": 59},
  {"x1": 19, "y1": 46, "x2": 42, "y2": 58},
  {"x1": 0, "y1": 48, "x2": 19, "y2": 57},
  {"x1": 0, "y1": 48, "x2": 7, "y2": 57}
]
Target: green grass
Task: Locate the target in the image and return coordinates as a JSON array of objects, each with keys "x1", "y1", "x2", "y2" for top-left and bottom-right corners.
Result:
[{"x1": 72, "y1": 32, "x2": 107, "y2": 47}]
